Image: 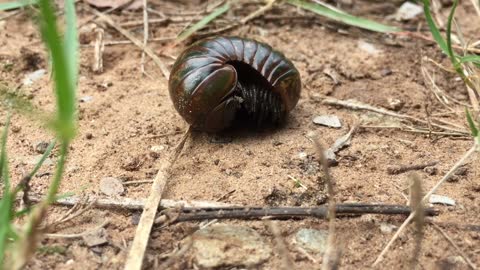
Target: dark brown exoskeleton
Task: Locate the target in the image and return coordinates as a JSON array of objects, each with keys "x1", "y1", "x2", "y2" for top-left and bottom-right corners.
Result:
[{"x1": 169, "y1": 36, "x2": 301, "y2": 132}]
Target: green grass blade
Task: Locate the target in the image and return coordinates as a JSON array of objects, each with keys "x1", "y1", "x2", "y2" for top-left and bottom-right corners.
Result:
[
  {"x1": 0, "y1": 114, "x2": 12, "y2": 267},
  {"x1": 459, "y1": 55, "x2": 480, "y2": 64},
  {"x1": 0, "y1": 0, "x2": 36, "y2": 11},
  {"x1": 465, "y1": 108, "x2": 479, "y2": 137},
  {"x1": 445, "y1": 0, "x2": 459, "y2": 66},
  {"x1": 286, "y1": 0, "x2": 399, "y2": 33},
  {"x1": 176, "y1": 2, "x2": 230, "y2": 42},
  {"x1": 64, "y1": 0, "x2": 78, "y2": 88},
  {"x1": 0, "y1": 114, "x2": 10, "y2": 187},
  {"x1": 422, "y1": 0, "x2": 448, "y2": 54},
  {"x1": 38, "y1": 0, "x2": 76, "y2": 141}
]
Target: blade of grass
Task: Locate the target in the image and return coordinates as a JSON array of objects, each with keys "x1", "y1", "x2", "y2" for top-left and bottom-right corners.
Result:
[
  {"x1": 38, "y1": 0, "x2": 76, "y2": 141},
  {"x1": 64, "y1": 0, "x2": 78, "y2": 88},
  {"x1": 0, "y1": 114, "x2": 12, "y2": 268},
  {"x1": 446, "y1": 0, "x2": 460, "y2": 68},
  {"x1": 459, "y1": 55, "x2": 480, "y2": 64},
  {"x1": 466, "y1": 109, "x2": 479, "y2": 137},
  {"x1": 176, "y1": 2, "x2": 230, "y2": 43},
  {"x1": 422, "y1": 0, "x2": 448, "y2": 54},
  {"x1": 286, "y1": 0, "x2": 399, "y2": 33},
  {"x1": 0, "y1": 0, "x2": 36, "y2": 11},
  {"x1": 13, "y1": 140, "x2": 56, "y2": 195}
]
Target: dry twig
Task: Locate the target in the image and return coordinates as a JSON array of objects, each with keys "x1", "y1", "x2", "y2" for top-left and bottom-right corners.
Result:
[
  {"x1": 124, "y1": 127, "x2": 190, "y2": 270},
  {"x1": 322, "y1": 97, "x2": 468, "y2": 135},
  {"x1": 92, "y1": 27, "x2": 104, "y2": 73},
  {"x1": 44, "y1": 220, "x2": 109, "y2": 239},
  {"x1": 88, "y1": 7, "x2": 170, "y2": 79},
  {"x1": 314, "y1": 140, "x2": 339, "y2": 270},
  {"x1": 140, "y1": 0, "x2": 148, "y2": 75},
  {"x1": 154, "y1": 204, "x2": 439, "y2": 225},
  {"x1": 409, "y1": 173, "x2": 424, "y2": 269}
]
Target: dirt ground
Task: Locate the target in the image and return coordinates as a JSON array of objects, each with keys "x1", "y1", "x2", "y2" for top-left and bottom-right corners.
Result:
[{"x1": 1, "y1": 0, "x2": 479, "y2": 269}]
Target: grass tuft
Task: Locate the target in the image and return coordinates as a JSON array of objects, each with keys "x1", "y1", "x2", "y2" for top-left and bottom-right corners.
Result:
[
  {"x1": 176, "y1": 2, "x2": 230, "y2": 43},
  {"x1": 286, "y1": 0, "x2": 399, "y2": 33}
]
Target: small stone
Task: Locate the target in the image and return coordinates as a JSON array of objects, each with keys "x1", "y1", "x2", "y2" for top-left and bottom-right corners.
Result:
[
  {"x1": 294, "y1": 229, "x2": 328, "y2": 254},
  {"x1": 446, "y1": 255, "x2": 466, "y2": 265},
  {"x1": 387, "y1": 98, "x2": 405, "y2": 111},
  {"x1": 312, "y1": 115, "x2": 342, "y2": 128},
  {"x1": 85, "y1": 133, "x2": 93, "y2": 140},
  {"x1": 35, "y1": 141, "x2": 50, "y2": 154},
  {"x1": 429, "y1": 194, "x2": 455, "y2": 206},
  {"x1": 394, "y1": 2, "x2": 423, "y2": 21},
  {"x1": 380, "y1": 68, "x2": 392, "y2": 77},
  {"x1": 424, "y1": 166, "x2": 437, "y2": 175},
  {"x1": 99, "y1": 177, "x2": 124, "y2": 196},
  {"x1": 23, "y1": 69, "x2": 46, "y2": 86},
  {"x1": 131, "y1": 212, "x2": 141, "y2": 225},
  {"x1": 149, "y1": 145, "x2": 165, "y2": 159},
  {"x1": 272, "y1": 140, "x2": 283, "y2": 146},
  {"x1": 11, "y1": 125, "x2": 21, "y2": 133},
  {"x1": 189, "y1": 224, "x2": 271, "y2": 268},
  {"x1": 454, "y1": 167, "x2": 468, "y2": 176},
  {"x1": 297, "y1": 152, "x2": 308, "y2": 160},
  {"x1": 358, "y1": 40, "x2": 382, "y2": 55},
  {"x1": 79, "y1": 96, "x2": 93, "y2": 103},
  {"x1": 82, "y1": 228, "x2": 108, "y2": 247},
  {"x1": 213, "y1": 159, "x2": 220, "y2": 165},
  {"x1": 121, "y1": 156, "x2": 142, "y2": 171},
  {"x1": 380, "y1": 223, "x2": 397, "y2": 234}
]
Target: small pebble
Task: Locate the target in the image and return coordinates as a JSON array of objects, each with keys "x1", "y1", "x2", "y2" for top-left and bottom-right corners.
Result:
[
  {"x1": 294, "y1": 229, "x2": 328, "y2": 254},
  {"x1": 424, "y1": 166, "x2": 437, "y2": 175},
  {"x1": 380, "y1": 68, "x2": 393, "y2": 77},
  {"x1": 80, "y1": 96, "x2": 93, "y2": 103},
  {"x1": 85, "y1": 133, "x2": 93, "y2": 140},
  {"x1": 312, "y1": 115, "x2": 342, "y2": 128},
  {"x1": 380, "y1": 223, "x2": 397, "y2": 234},
  {"x1": 82, "y1": 228, "x2": 108, "y2": 247},
  {"x1": 99, "y1": 177, "x2": 124, "y2": 196},
  {"x1": 429, "y1": 194, "x2": 455, "y2": 206},
  {"x1": 35, "y1": 141, "x2": 50, "y2": 154},
  {"x1": 11, "y1": 125, "x2": 21, "y2": 133},
  {"x1": 149, "y1": 145, "x2": 165, "y2": 159},
  {"x1": 189, "y1": 224, "x2": 271, "y2": 268}
]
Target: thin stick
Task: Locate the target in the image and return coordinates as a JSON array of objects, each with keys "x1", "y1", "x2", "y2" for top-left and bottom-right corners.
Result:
[
  {"x1": 44, "y1": 220, "x2": 109, "y2": 239},
  {"x1": 240, "y1": 0, "x2": 276, "y2": 24},
  {"x1": 88, "y1": 7, "x2": 170, "y2": 79},
  {"x1": 140, "y1": 0, "x2": 148, "y2": 75},
  {"x1": 431, "y1": 223, "x2": 477, "y2": 270},
  {"x1": 29, "y1": 193, "x2": 235, "y2": 210},
  {"x1": 155, "y1": 204, "x2": 439, "y2": 224},
  {"x1": 124, "y1": 127, "x2": 190, "y2": 270},
  {"x1": 322, "y1": 97, "x2": 468, "y2": 135},
  {"x1": 409, "y1": 173, "x2": 424, "y2": 269},
  {"x1": 314, "y1": 140, "x2": 339, "y2": 270},
  {"x1": 372, "y1": 141, "x2": 478, "y2": 266},
  {"x1": 92, "y1": 27, "x2": 104, "y2": 73},
  {"x1": 386, "y1": 161, "x2": 438, "y2": 175}
]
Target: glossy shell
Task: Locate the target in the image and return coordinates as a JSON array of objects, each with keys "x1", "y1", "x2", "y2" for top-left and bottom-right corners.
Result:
[{"x1": 168, "y1": 36, "x2": 301, "y2": 131}]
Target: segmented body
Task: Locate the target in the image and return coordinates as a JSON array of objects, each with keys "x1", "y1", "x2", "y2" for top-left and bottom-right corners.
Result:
[{"x1": 169, "y1": 36, "x2": 301, "y2": 132}]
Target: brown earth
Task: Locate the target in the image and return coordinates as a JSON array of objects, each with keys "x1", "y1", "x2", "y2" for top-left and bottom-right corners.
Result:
[{"x1": 0, "y1": 0, "x2": 479, "y2": 269}]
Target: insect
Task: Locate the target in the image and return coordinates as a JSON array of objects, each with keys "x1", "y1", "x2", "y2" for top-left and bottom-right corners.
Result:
[{"x1": 168, "y1": 36, "x2": 301, "y2": 132}]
